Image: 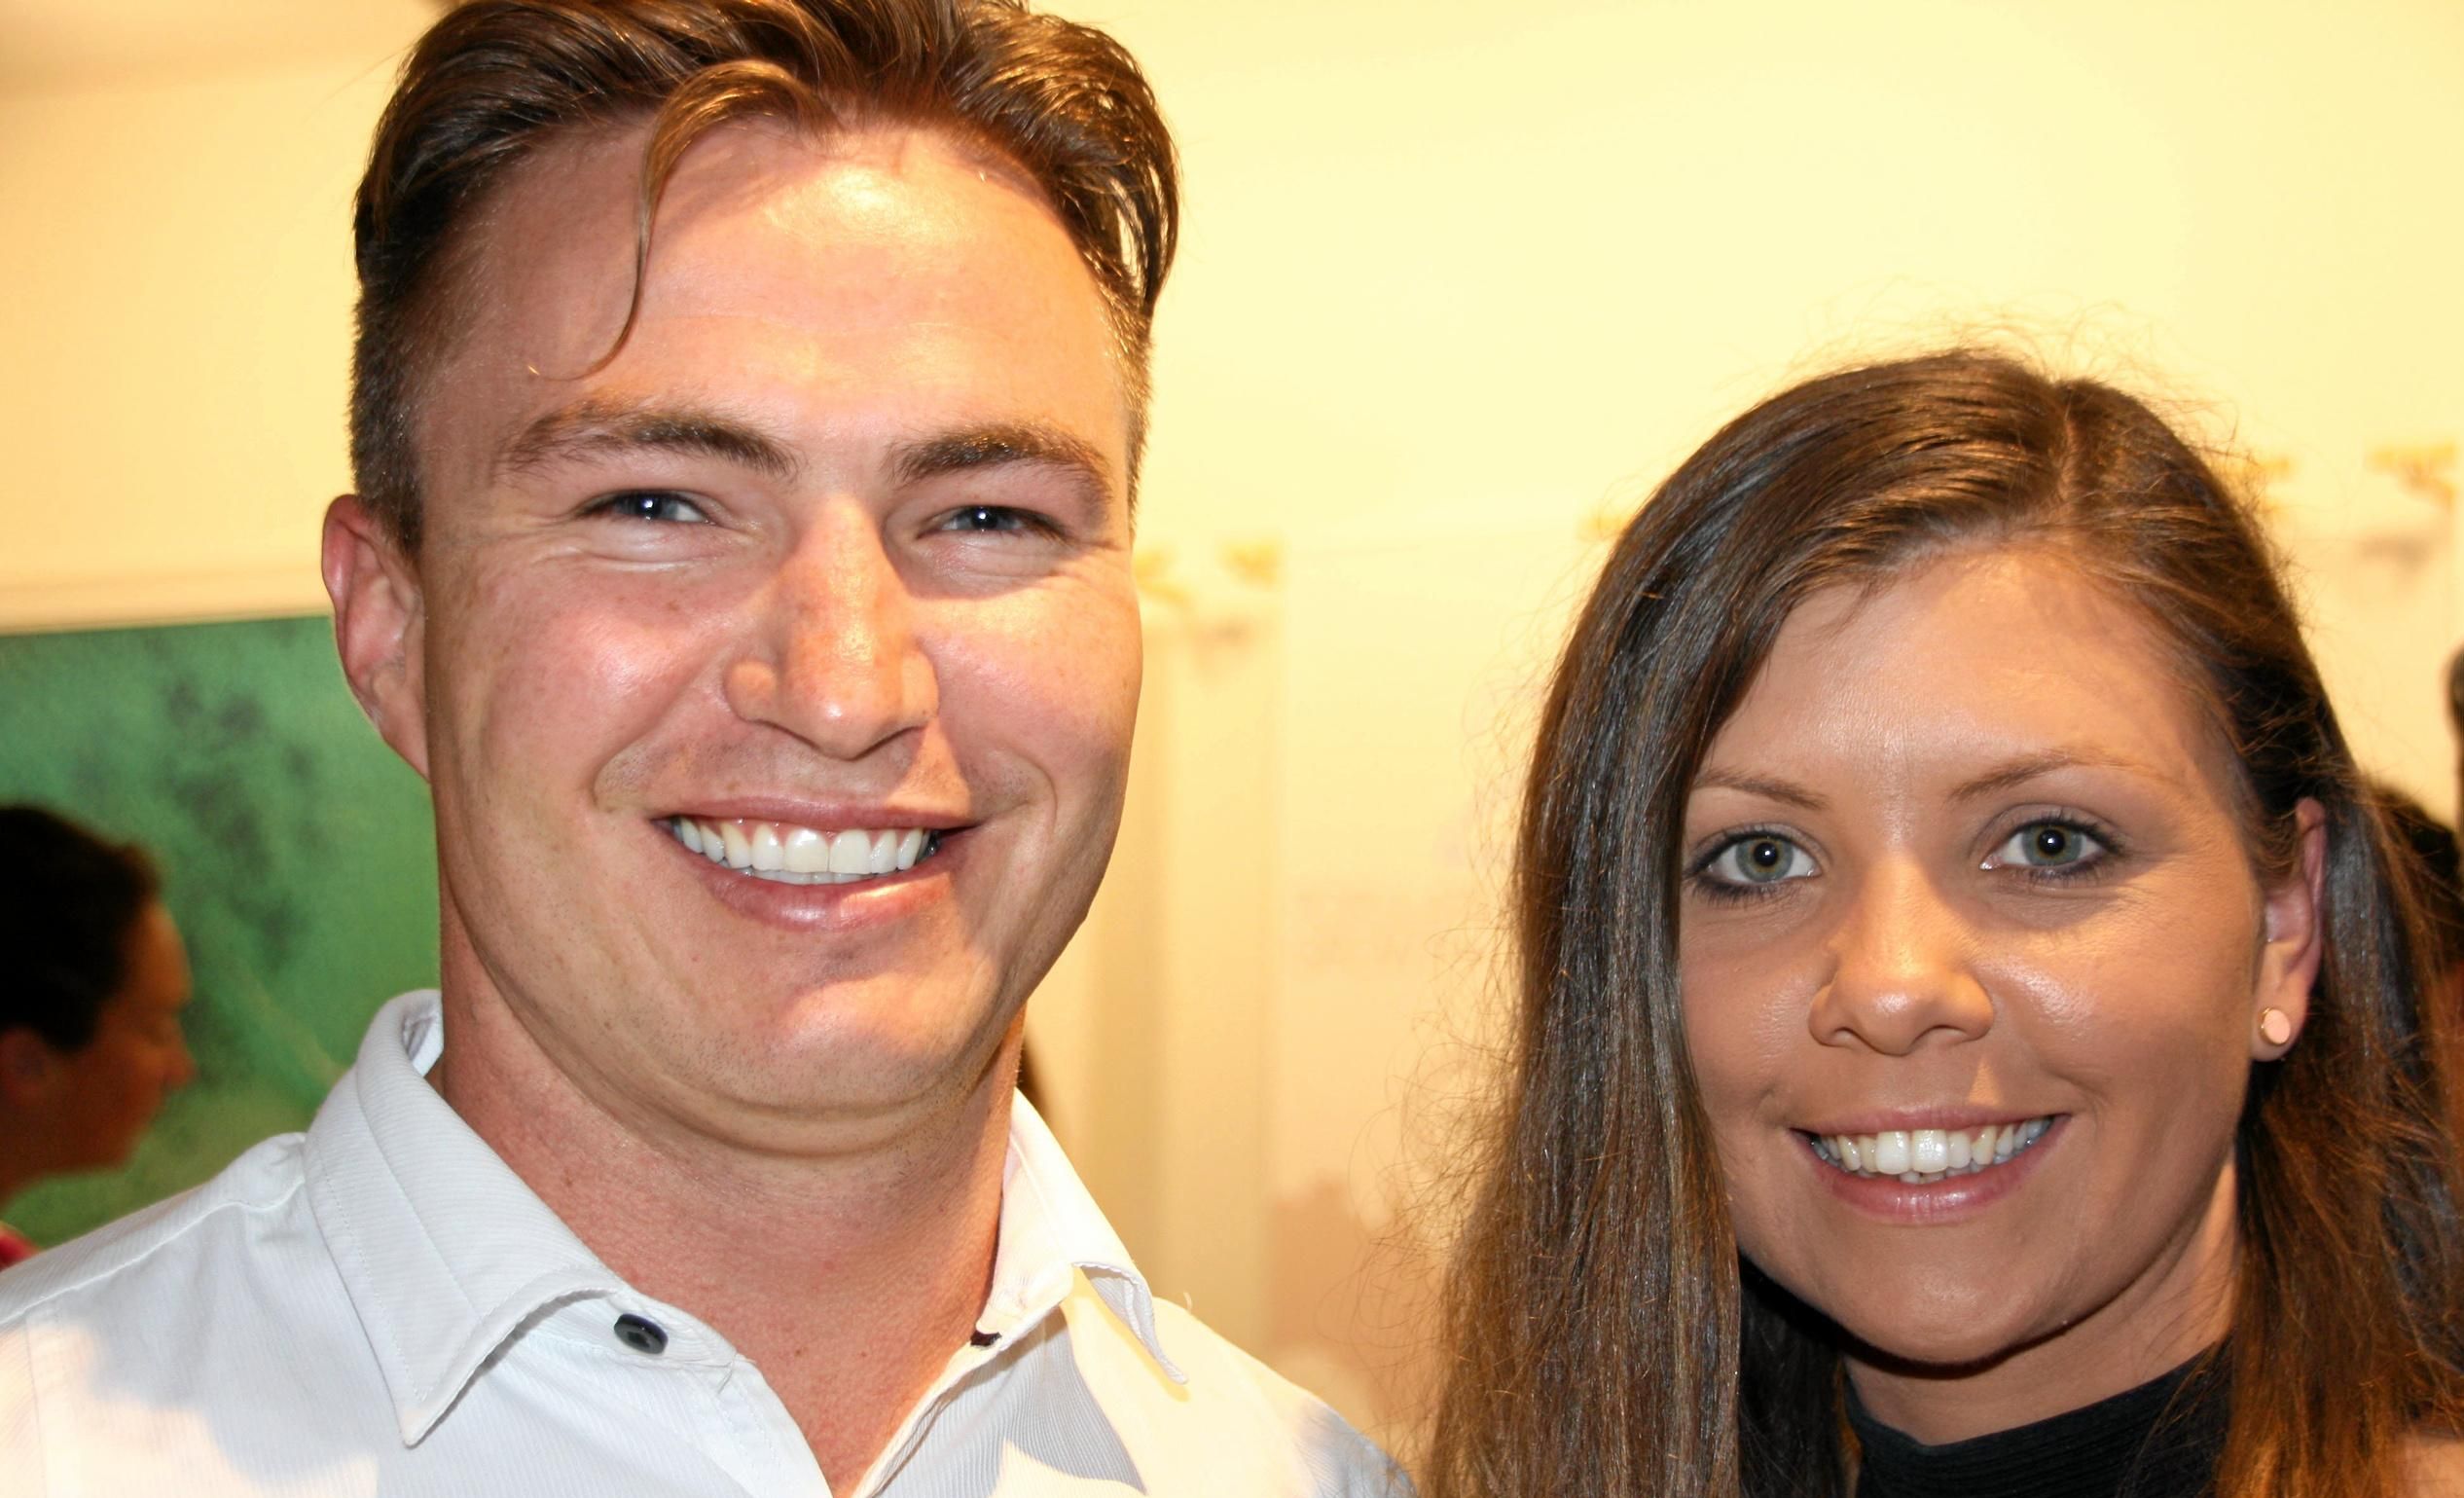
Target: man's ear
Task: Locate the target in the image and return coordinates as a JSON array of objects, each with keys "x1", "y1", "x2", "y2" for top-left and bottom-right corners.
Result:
[
  {"x1": 2253, "y1": 797, "x2": 2329, "y2": 1060},
  {"x1": 0, "y1": 1027, "x2": 63, "y2": 1110},
  {"x1": 322, "y1": 495, "x2": 432, "y2": 781}
]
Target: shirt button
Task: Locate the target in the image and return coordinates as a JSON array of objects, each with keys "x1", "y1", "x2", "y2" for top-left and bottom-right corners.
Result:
[{"x1": 613, "y1": 1313, "x2": 669, "y2": 1355}]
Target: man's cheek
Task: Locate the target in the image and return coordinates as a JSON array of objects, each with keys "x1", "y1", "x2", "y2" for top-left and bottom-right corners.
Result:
[{"x1": 460, "y1": 615, "x2": 686, "y2": 752}]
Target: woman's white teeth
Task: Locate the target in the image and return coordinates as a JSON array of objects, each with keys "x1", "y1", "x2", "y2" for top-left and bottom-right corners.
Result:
[
  {"x1": 1809, "y1": 1117, "x2": 2053, "y2": 1183},
  {"x1": 665, "y1": 817, "x2": 935, "y2": 884}
]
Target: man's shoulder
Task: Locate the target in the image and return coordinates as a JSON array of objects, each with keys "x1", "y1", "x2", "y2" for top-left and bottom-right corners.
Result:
[
  {"x1": 0, "y1": 1130, "x2": 310, "y2": 1326},
  {"x1": 1064, "y1": 1285, "x2": 1408, "y2": 1496},
  {"x1": 1145, "y1": 1297, "x2": 1371, "y2": 1427},
  {"x1": 0, "y1": 1130, "x2": 419, "y2": 1491}
]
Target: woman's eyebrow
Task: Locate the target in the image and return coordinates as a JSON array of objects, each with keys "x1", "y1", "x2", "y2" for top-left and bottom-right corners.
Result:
[
  {"x1": 1947, "y1": 748, "x2": 2156, "y2": 803},
  {"x1": 1692, "y1": 750, "x2": 2167, "y2": 811},
  {"x1": 1691, "y1": 769, "x2": 1827, "y2": 811}
]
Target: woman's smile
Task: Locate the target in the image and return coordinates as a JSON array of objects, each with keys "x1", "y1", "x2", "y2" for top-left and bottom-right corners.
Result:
[{"x1": 1801, "y1": 1114, "x2": 2056, "y2": 1183}]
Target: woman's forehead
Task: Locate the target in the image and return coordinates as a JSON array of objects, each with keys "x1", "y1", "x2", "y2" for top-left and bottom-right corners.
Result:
[{"x1": 1697, "y1": 548, "x2": 2233, "y2": 809}]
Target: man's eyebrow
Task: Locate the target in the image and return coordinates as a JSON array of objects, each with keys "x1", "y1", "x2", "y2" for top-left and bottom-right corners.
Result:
[
  {"x1": 496, "y1": 398, "x2": 802, "y2": 483},
  {"x1": 890, "y1": 422, "x2": 1116, "y2": 507},
  {"x1": 1691, "y1": 769, "x2": 1828, "y2": 812},
  {"x1": 1948, "y1": 748, "x2": 2156, "y2": 803}
]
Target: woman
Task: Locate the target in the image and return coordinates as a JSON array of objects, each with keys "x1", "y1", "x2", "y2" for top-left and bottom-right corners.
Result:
[
  {"x1": 0, "y1": 805, "x2": 196, "y2": 1266},
  {"x1": 1428, "y1": 352, "x2": 2464, "y2": 1496}
]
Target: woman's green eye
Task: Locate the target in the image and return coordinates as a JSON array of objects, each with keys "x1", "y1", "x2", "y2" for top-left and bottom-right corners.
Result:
[
  {"x1": 1997, "y1": 821, "x2": 2103, "y2": 869},
  {"x1": 1708, "y1": 834, "x2": 1814, "y2": 886}
]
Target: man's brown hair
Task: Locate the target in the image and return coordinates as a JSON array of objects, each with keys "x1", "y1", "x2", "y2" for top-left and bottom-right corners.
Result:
[{"x1": 350, "y1": 0, "x2": 1179, "y2": 550}]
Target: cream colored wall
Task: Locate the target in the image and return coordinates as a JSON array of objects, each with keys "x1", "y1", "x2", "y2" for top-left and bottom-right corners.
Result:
[
  {"x1": 7, "y1": 0, "x2": 2463, "y2": 1456},
  {"x1": 0, "y1": 55, "x2": 409, "y2": 629}
]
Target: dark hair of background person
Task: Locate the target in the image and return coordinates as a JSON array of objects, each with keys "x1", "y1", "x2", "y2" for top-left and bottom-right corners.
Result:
[
  {"x1": 2373, "y1": 781, "x2": 2464, "y2": 976},
  {"x1": 2446, "y1": 648, "x2": 2464, "y2": 818},
  {"x1": 0, "y1": 805, "x2": 162, "y2": 1053},
  {"x1": 1425, "y1": 351, "x2": 2464, "y2": 1498},
  {"x1": 350, "y1": 0, "x2": 1181, "y2": 553}
]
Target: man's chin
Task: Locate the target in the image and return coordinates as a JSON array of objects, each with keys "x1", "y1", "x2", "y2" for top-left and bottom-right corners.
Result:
[{"x1": 659, "y1": 1013, "x2": 1024, "y2": 1136}]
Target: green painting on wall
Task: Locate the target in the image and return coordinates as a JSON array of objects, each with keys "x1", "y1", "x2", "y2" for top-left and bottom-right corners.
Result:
[{"x1": 0, "y1": 613, "x2": 437, "y2": 1247}]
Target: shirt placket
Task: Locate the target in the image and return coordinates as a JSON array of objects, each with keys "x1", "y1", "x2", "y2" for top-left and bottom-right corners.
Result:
[
  {"x1": 845, "y1": 1262, "x2": 1086, "y2": 1498},
  {"x1": 561, "y1": 1298, "x2": 834, "y2": 1498}
]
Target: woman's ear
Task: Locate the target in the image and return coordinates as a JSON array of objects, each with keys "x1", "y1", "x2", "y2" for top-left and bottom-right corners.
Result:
[
  {"x1": 2252, "y1": 797, "x2": 2329, "y2": 1061},
  {"x1": 322, "y1": 495, "x2": 432, "y2": 781}
]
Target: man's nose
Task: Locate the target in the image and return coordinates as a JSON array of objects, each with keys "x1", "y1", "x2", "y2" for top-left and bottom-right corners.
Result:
[
  {"x1": 1807, "y1": 859, "x2": 1994, "y2": 1054},
  {"x1": 722, "y1": 508, "x2": 935, "y2": 759}
]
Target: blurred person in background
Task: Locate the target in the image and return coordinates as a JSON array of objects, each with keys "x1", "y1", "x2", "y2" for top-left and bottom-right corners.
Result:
[
  {"x1": 2447, "y1": 649, "x2": 2464, "y2": 821},
  {"x1": 2376, "y1": 781, "x2": 2464, "y2": 1139},
  {"x1": 2373, "y1": 784, "x2": 2464, "y2": 975},
  {"x1": 0, "y1": 805, "x2": 194, "y2": 1269}
]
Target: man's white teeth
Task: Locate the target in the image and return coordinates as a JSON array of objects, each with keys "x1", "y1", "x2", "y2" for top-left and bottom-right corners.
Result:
[
  {"x1": 1809, "y1": 1117, "x2": 2053, "y2": 1184},
  {"x1": 666, "y1": 817, "x2": 934, "y2": 885}
]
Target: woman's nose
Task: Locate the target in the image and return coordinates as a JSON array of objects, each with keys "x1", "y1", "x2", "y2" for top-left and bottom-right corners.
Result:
[{"x1": 1808, "y1": 859, "x2": 1994, "y2": 1054}]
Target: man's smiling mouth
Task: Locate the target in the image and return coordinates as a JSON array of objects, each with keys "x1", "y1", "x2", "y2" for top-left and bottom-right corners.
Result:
[
  {"x1": 1804, "y1": 1117, "x2": 2057, "y2": 1184},
  {"x1": 663, "y1": 816, "x2": 942, "y2": 886}
]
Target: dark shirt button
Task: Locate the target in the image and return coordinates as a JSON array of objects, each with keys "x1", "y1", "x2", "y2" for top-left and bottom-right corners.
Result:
[{"x1": 613, "y1": 1313, "x2": 669, "y2": 1355}]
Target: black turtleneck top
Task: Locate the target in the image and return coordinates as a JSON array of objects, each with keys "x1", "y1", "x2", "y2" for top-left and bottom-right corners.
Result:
[{"x1": 1848, "y1": 1354, "x2": 2228, "y2": 1498}]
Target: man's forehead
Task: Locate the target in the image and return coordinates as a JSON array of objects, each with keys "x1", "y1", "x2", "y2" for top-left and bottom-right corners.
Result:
[
  {"x1": 462, "y1": 116, "x2": 1077, "y2": 311},
  {"x1": 410, "y1": 115, "x2": 1133, "y2": 511}
]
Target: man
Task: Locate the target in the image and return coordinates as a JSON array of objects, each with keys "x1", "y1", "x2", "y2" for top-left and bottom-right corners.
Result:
[{"x1": 0, "y1": 3, "x2": 1395, "y2": 1492}]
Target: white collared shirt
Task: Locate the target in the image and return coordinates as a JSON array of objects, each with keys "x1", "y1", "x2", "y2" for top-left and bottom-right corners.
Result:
[{"x1": 0, "y1": 993, "x2": 1400, "y2": 1497}]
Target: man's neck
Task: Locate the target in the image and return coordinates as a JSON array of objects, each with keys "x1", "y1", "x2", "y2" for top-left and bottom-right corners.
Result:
[{"x1": 432, "y1": 986, "x2": 1015, "y2": 1491}]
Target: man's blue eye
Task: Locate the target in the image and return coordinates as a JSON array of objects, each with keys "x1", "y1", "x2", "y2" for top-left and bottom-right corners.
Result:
[
  {"x1": 597, "y1": 493, "x2": 708, "y2": 524},
  {"x1": 941, "y1": 505, "x2": 1047, "y2": 535}
]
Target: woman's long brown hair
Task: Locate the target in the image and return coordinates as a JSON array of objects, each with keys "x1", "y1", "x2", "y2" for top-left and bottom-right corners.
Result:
[{"x1": 1425, "y1": 350, "x2": 2464, "y2": 1498}]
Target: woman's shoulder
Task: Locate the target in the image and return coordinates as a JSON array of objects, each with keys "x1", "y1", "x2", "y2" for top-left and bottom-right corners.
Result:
[{"x1": 2406, "y1": 1432, "x2": 2464, "y2": 1497}]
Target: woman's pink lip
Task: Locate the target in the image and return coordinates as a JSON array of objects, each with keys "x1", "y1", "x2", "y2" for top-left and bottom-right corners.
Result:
[
  {"x1": 1800, "y1": 1115, "x2": 2069, "y2": 1224},
  {"x1": 1796, "y1": 1108, "x2": 2055, "y2": 1135}
]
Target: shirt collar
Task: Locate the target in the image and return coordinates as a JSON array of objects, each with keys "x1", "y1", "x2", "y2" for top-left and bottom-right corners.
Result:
[
  {"x1": 304, "y1": 991, "x2": 1178, "y2": 1447},
  {"x1": 979, "y1": 1088, "x2": 1182, "y2": 1382},
  {"x1": 303, "y1": 992, "x2": 626, "y2": 1444}
]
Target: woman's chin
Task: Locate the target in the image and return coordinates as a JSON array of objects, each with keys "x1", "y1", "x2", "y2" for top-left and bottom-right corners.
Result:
[
  {"x1": 1841, "y1": 1322, "x2": 2034, "y2": 1379},
  {"x1": 1782, "y1": 1278, "x2": 2047, "y2": 1377}
]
